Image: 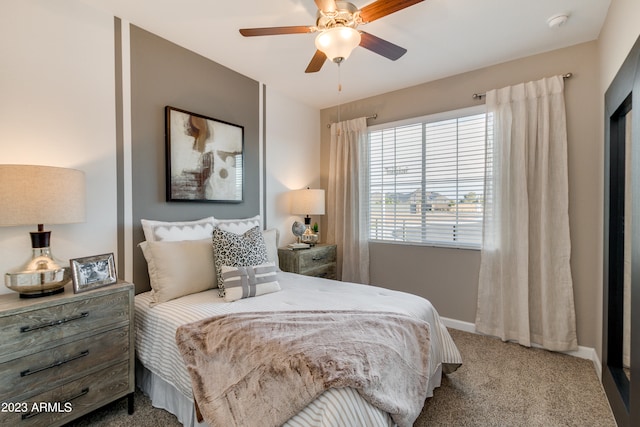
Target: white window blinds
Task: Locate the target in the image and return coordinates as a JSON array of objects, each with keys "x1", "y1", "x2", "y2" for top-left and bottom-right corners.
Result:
[{"x1": 368, "y1": 106, "x2": 491, "y2": 248}]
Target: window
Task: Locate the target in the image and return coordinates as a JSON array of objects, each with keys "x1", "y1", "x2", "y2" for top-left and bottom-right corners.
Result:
[{"x1": 368, "y1": 106, "x2": 491, "y2": 248}]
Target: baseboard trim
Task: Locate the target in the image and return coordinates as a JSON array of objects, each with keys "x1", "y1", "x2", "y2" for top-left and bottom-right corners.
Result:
[
  {"x1": 440, "y1": 316, "x2": 602, "y2": 379},
  {"x1": 562, "y1": 346, "x2": 602, "y2": 379},
  {"x1": 441, "y1": 317, "x2": 476, "y2": 333}
]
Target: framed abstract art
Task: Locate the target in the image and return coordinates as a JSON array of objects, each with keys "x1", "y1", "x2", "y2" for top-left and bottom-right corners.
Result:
[{"x1": 165, "y1": 106, "x2": 244, "y2": 202}]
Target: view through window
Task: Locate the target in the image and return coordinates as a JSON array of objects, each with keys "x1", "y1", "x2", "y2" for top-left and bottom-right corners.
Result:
[{"x1": 368, "y1": 106, "x2": 492, "y2": 248}]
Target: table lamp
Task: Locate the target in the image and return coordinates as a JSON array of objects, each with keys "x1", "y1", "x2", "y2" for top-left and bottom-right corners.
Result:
[
  {"x1": 0, "y1": 165, "x2": 86, "y2": 298},
  {"x1": 290, "y1": 188, "x2": 325, "y2": 245}
]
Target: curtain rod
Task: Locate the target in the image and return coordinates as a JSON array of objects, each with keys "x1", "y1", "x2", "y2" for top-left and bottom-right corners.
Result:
[
  {"x1": 472, "y1": 73, "x2": 573, "y2": 100},
  {"x1": 326, "y1": 114, "x2": 377, "y2": 128}
]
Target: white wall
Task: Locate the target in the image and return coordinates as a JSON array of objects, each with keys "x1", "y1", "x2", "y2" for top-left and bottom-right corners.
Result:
[
  {"x1": 599, "y1": 0, "x2": 640, "y2": 90},
  {"x1": 0, "y1": 1, "x2": 118, "y2": 294},
  {"x1": 264, "y1": 87, "x2": 321, "y2": 246}
]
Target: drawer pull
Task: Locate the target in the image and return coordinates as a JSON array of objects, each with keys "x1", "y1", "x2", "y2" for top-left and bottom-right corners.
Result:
[
  {"x1": 21, "y1": 388, "x2": 89, "y2": 420},
  {"x1": 20, "y1": 350, "x2": 90, "y2": 377},
  {"x1": 20, "y1": 312, "x2": 89, "y2": 333},
  {"x1": 312, "y1": 256, "x2": 324, "y2": 261}
]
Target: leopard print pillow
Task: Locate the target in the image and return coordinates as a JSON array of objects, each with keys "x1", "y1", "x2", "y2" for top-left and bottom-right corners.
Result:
[{"x1": 212, "y1": 226, "x2": 268, "y2": 296}]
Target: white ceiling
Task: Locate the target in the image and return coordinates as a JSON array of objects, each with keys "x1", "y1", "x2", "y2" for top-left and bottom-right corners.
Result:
[{"x1": 81, "y1": 0, "x2": 611, "y2": 109}]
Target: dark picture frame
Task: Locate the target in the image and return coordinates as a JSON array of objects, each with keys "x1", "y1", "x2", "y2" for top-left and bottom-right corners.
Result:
[
  {"x1": 165, "y1": 106, "x2": 244, "y2": 202},
  {"x1": 70, "y1": 253, "x2": 117, "y2": 293}
]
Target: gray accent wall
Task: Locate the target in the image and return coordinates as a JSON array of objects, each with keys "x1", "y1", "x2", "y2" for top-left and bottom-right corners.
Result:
[{"x1": 129, "y1": 26, "x2": 259, "y2": 293}]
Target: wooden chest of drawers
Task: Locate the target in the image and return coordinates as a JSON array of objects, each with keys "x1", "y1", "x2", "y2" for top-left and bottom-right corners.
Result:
[
  {"x1": 0, "y1": 282, "x2": 134, "y2": 426},
  {"x1": 278, "y1": 244, "x2": 337, "y2": 279}
]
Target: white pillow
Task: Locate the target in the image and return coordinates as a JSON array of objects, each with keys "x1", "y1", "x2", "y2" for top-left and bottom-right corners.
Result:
[
  {"x1": 262, "y1": 228, "x2": 280, "y2": 269},
  {"x1": 141, "y1": 217, "x2": 216, "y2": 242},
  {"x1": 140, "y1": 239, "x2": 216, "y2": 304},
  {"x1": 213, "y1": 215, "x2": 261, "y2": 235},
  {"x1": 220, "y1": 262, "x2": 280, "y2": 302}
]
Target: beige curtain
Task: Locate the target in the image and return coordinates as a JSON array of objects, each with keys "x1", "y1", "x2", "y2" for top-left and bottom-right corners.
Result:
[
  {"x1": 327, "y1": 117, "x2": 369, "y2": 283},
  {"x1": 476, "y1": 75, "x2": 578, "y2": 351}
]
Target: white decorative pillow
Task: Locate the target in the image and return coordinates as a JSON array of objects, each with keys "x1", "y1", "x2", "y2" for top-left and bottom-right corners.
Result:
[
  {"x1": 220, "y1": 262, "x2": 280, "y2": 302},
  {"x1": 211, "y1": 226, "x2": 268, "y2": 295},
  {"x1": 141, "y1": 239, "x2": 216, "y2": 304},
  {"x1": 141, "y1": 217, "x2": 216, "y2": 242},
  {"x1": 262, "y1": 228, "x2": 280, "y2": 269},
  {"x1": 213, "y1": 215, "x2": 261, "y2": 235},
  {"x1": 138, "y1": 241, "x2": 157, "y2": 285}
]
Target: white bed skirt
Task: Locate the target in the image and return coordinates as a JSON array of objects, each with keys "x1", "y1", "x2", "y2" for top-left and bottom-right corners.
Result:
[{"x1": 136, "y1": 361, "x2": 206, "y2": 427}]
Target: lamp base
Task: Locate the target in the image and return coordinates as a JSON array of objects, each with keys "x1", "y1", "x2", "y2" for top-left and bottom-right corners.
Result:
[
  {"x1": 19, "y1": 286, "x2": 65, "y2": 299},
  {"x1": 300, "y1": 220, "x2": 319, "y2": 245},
  {"x1": 5, "y1": 267, "x2": 70, "y2": 298},
  {"x1": 4, "y1": 237, "x2": 70, "y2": 298},
  {"x1": 300, "y1": 232, "x2": 319, "y2": 246}
]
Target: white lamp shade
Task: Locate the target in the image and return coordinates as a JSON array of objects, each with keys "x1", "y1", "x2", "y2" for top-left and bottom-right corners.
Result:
[
  {"x1": 290, "y1": 189, "x2": 325, "y2": 216},
  {"x1": 315, "y1": 27, "x2": 361, "y2": 62},
  {"x1": 0, "y1": 165, "x2": 86, "y2": 226}
]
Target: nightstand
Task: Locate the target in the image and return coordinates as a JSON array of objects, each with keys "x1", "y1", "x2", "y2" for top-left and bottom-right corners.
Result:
[
  {"x1": 0, "y1": 281, "x2": 134, "y2": 426},
  {"x1": 278, "y1": 244, "x2": 337, "y2": 279}
]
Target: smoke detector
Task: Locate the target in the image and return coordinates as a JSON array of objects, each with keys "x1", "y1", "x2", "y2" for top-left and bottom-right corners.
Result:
[{"x1": 547, "y1": 13, "x2": 569, "y2": 29}]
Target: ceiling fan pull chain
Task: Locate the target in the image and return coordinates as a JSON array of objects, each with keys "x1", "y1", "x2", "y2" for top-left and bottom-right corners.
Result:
[
  {"x1": 337, "y1": 61, "x2": 342, "y2": 134},
  {"x1": 338, "y1": 60, "x2": 342, "y2": 95}
]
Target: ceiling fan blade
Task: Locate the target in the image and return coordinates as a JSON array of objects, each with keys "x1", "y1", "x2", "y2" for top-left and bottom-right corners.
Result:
[
  {"x1": 239, "y1": 26, "x2": 315, "y2": 37},
  {"x1": 305, "y1": 50, "x2": 327, "y2": 73},
  {"x1": 314, "y1": 0, "x2": 337, "y2": 13},
  {"x1": 359, "y1": 0, "x2": 425, "y2": 23},
  {"x1": 359, "y1": 31, "x2": 407, "y2": 60}
]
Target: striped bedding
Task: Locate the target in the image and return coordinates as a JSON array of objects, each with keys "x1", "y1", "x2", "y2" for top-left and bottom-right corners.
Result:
[{"x1": 134, "y1": 272, "x2": 461, "y2": 427}]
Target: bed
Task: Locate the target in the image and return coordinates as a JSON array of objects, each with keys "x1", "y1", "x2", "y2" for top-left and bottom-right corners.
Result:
[{"x1": 134, "y1": 217, "x2": 461, "y2": 427}]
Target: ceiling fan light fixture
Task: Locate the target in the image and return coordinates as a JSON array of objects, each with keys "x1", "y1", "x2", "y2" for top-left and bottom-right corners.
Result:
[{"x1": 315, "y1": 26, "x2": 361, "y2": 63}]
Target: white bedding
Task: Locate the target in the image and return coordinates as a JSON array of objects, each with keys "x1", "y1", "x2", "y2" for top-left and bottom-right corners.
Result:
[{"x1": 134, "y1": 272, "x2": 461, "y2": 427}]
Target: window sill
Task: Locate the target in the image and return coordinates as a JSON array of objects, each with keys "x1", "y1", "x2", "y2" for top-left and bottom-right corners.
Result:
[{"x1": 368, "y1": 239, "x2": 481, "y2": 251}]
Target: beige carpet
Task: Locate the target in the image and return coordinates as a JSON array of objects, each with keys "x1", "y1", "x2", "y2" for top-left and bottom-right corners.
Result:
[
  {"x1": 415, "y1": 329, "x2": 616, "y2": 426},
  {"x1": 67, "y1": 329, "x2": 616, "y2": 427}
]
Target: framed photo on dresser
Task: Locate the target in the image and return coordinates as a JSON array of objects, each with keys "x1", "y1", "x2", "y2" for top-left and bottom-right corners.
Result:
[{"x1": 70, "y1": 252, "x2": 117, "y2": 293}]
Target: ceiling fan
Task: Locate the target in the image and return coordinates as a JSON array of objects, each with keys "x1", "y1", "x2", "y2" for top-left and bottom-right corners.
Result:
[{"x1": 239, "y1": 0, "x2": 425, "y2": 73}]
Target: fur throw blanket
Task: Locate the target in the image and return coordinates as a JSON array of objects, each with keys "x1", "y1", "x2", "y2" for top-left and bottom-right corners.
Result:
[{"x1": 175, "y1": 310, "x2": 432, "y2": 427}]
